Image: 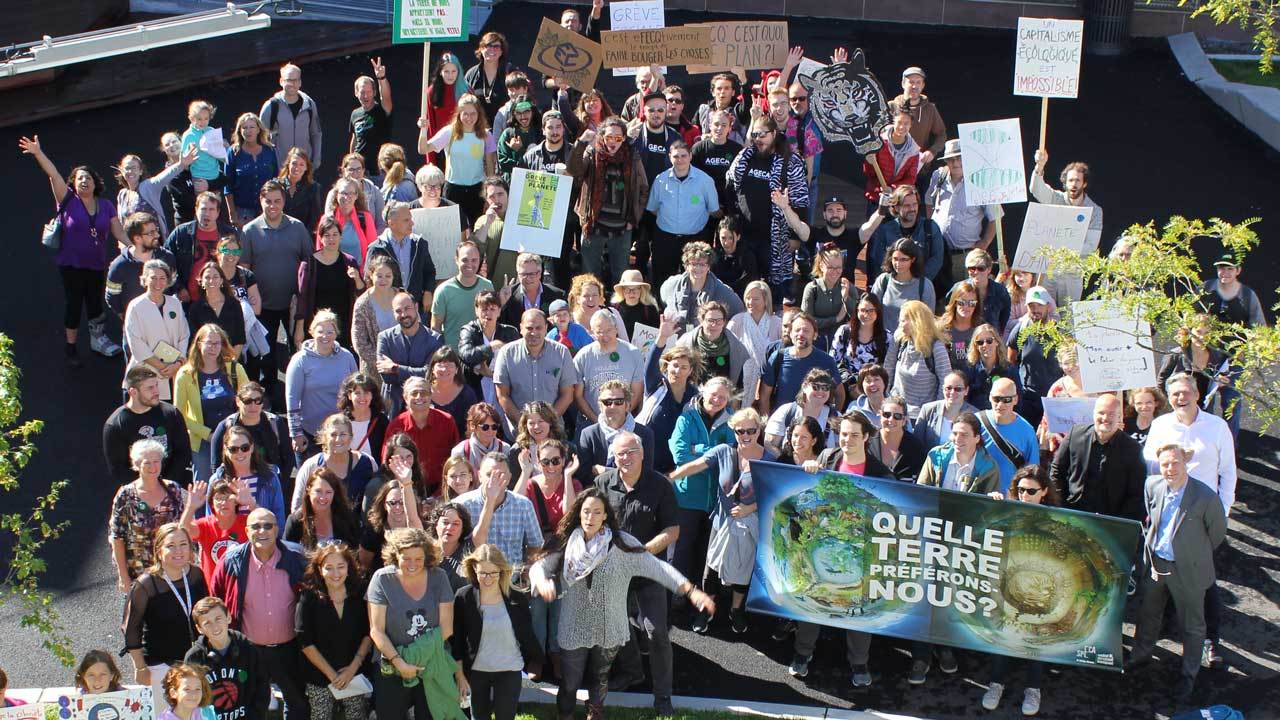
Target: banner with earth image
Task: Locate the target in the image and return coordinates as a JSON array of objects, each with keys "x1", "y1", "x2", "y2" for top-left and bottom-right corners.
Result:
[{"x1": 747, "y1": 461, "x2": 1142, "y2": 670}]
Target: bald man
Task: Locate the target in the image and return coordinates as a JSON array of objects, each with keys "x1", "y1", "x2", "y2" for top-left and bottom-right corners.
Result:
[
  {"x1": 975, "y1": 377, "x2": 1039, "y2": 493},
  {"x1": 1050, "y1": 394, "x2": 1147, "y2": 522}
]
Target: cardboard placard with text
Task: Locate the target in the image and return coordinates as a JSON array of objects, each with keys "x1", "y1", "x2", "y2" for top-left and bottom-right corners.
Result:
[
  {"x1": 528, "y1": 18, "x2": 603, "y2": 92},
  {"x1": 1013, "y1": 17, "x2": 1084, "y2": 99},
  {"x1": 610, "y1": 0, "x2": 666, "y2": 76},
  {"x1": 686, "y1": 21, "x2": 789, "y2": 73},
  {"x1": 600, "y1": 26, "x2": 713, "y2": 68}
]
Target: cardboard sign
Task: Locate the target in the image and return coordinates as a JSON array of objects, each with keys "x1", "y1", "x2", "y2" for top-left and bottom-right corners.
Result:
[
  {"x1": 798, "y1": 50, "x2": 889, "y2": 156},
  {"x1": 0, "y1": 705, "x2": 44, "y2": 720},
  {"x1": 1042, "y1": 396, "x2": 1098, "y2": 434},
  {"x1": 392, "y1": 0, "x2": 470, "y2": 43},
  {"x1": 1014, "y1": 17, "x2": 1084, "y2": 99},
  {"x1": 1013, "y1": 204, "x2": 1094, "y2": 274},
  {"x1": 685, "y1": 21, "x2": 789, "y2": 73},
  {"x1": 1072, "y1": 300, "x2": 1157, "y2": 394},
  {"x1": 600, "y1": 26, "x2": 713, "y2": 68},
  {"x1": 610, "y1": 0, "x2": 665, "y2": 77},
  {"x1": 50, "y1": 688, "x2": 154, "y2": 720},
  {"x1": 501, "y1": 168, "x2": 573, "y2": 257},
  {"x1": 410, "y1": 204, "x2": 462, "y2": 281},
  {"x1": 956, "y1": 118, "x2": 1027, "y2": 206},
  {"x1": 528, "y1": 18, "x2": 603, "y2": 93}
]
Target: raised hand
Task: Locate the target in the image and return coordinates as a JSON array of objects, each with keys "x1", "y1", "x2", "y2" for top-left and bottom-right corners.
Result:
[
  {"x1": 18, "y1": 135, "x2": 44, "y2": 157},
  {"x1": 371, "y1": 57, "x2": 387, "y2": 79},
  {"x1": 831, "y1": 47, "x2": 849, "y2": 64}
]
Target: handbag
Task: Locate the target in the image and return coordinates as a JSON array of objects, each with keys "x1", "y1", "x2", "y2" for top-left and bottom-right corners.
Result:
[{"x1": 41, "y1": 194, "x2": 71, "y2": 251}]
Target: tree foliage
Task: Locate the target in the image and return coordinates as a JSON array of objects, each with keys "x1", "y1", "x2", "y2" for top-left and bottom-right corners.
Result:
[
  {"x1": 1179, "y1": 0, "x2": 1280, "y2": 73},
  {"x1": 1026, "y1": 216, "x2": 1280, "y2": 431},
  {"x1": 0, "y1": 333, "x2": 73, "y2": 667}
]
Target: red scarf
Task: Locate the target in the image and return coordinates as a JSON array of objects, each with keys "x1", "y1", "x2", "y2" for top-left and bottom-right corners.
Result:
[
  {"x1": 324, "y1": 207, "x2": 378, "y2": 262},
  {"x1": 585, "y1": 141, "x2": 633, "y2": 236}
]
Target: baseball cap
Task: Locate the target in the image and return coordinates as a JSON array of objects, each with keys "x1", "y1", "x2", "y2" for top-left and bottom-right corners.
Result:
[
  {"x1": 902, "y1": 66, "x2": 926, "y2": 80},
  {"x1": 548, "y1": 299, "x2": 570, "y2": 314},
  {"x1": 823, "y1": 196, "x2": 847, "y2": 209},
  {"x1": 513, "y1": 100, "x2": 534, "y2": 113},
  {"x1": 1025, "y1": 286, "x2": 1052, "y2": 306},
  {"x1": 1213, "y1": 253, "x2": 1240, "y2": 267}
]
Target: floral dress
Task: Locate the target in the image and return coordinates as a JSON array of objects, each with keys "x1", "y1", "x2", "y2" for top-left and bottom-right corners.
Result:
[{"x1": 108, "y1": 480, "x2": 188, "y2": 580}]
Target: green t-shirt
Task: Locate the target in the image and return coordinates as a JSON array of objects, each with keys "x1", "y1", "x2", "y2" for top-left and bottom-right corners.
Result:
[{"x1": 431, "y1": 275, "x2": 494, "y2": 348}]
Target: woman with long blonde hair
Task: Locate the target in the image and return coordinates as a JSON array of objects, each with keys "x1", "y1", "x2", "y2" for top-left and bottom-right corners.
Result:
[
  {"x1": 377, "y1": 143, "x2": 417, "y2": 204},
  {"x1": 884, "y1": 300, "x2": 952, "y2": 420},
  {"x1": 174, "y1": 323, "x2": 250, "y2": 484},
  {"x1": 225, "y1": 112, "x2": 278, "y2": 225},
  {"x1": 418, "y1": 93, "x2": 496, "y2": 222}
]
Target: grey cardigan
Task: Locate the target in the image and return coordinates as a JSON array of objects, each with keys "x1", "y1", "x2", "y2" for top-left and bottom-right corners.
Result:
[
  {"x1": 659, "y1": 272, "x2": 746, "y2": 331},
  {"x1": 675, "y1": 327, "x2": 749, "y2": 389},
  {"x1": 530, "y1": 534, "x2": 688, "y2": 650},
  {"x1": 912, "y1": 398, "x2": 978, "y2": 450}
]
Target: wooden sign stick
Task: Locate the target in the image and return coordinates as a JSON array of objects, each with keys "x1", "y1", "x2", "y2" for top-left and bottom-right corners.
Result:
[
  {"x1": 1039, "y1": 97, "x2": 1049, "y2": 152},
  {"x1": 995, "y1": 213, "x2": 1008, "y2": 273},
  {"x1": 419, "y1": 42, "x2": 433, "y2": 147},
  {"x1": 867, "y1": 155, "x2": 889, "y2": 196}
]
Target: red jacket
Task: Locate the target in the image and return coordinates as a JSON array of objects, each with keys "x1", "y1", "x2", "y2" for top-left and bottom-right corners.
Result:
[
  {"x1": 862, "y1": 131, "x2": 921, "y2": 202},
  {"x1": 389, "y1": 408, "x2": 460, "y2": 495}
]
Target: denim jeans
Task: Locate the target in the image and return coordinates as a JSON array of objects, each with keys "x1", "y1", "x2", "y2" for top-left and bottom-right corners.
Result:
[
  {"x1": 581, "y1": 229, "x2": 632, "y2": 286},
  {"x1": 1216, "y1": 385, "x2": 1243, "y2": 441},
  {"x1": 531, "y1": 594, "x2": 563, "y2": 653}
]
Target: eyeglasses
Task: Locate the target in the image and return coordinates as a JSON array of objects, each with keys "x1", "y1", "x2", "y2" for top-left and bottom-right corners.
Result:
[
  {"x1": 966, "y1": 266, "x2": 991, "y2": 273},
  {"x1": 228, "y1": 443, "x2": 252, "y2": 454},
  {"x1": 881, "y1": 411, "x2": 905, "y2": 421},
  {"x1": 475, "y1": 423, "x2": 499, "y2": 431},
  {"x1": 943, "y1": 385, "x2": 967, "y2": 392},
  {"x1": 735, "y1": 427, "x2": 760, "y2": 435},
  {"x1": 539, "y1": 456, "x2": 563, "y2": 466},
  {"x1": 808, "y1": 383, "x2": 832, "y2": 392},
  {"x1": 1016, "y1": 486, "x2": 1045, "y2": 496},
  {"x1": 240, "y1": 396, "x2": 264, "y2": 405},
  {"x1": 248, "y1": 522, "x2": 276, "y2": 531},
  {"x1": 702, "y1": 316, "x2": 726, "y2": 325},
  {"x1": 477, "y1": 571, "x2": 501, "y2": 579},
  {"x1": 518, "y1": 271, "x2": 541, "y2": 279},
  {"x1": 991, "y1": 395, "x2": 1016, "y2": 405},
  {"x1": 615, "y1": 447, "x2": 641, "y2": 458},
  {"x1": 957, "y1": 299, "x2": 978, "y2": 307},
  {"x1": 600, "y1": 398, "x2": 627, "y2": 407},
  {"x1": 975, "y1": 338, "x2": 995, "y2": 346},
  {"x1": 750, "y1": 130, "x2": 774, "y2": 139}
]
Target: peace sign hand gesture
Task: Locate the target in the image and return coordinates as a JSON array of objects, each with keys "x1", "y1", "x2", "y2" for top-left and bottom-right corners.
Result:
[{"x1": 371, "y1": 57, "x2": 387, "y2": 80}]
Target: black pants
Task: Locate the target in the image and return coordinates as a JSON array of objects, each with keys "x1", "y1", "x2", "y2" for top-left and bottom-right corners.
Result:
[
  {"x1": 613, "y1": 580, "x2": 673, "y2": 702},
  {"x1": 558, "y1": 645, "x2": 619, "y2": 717},
  {"x1": 256, "y1": 640, "x2": 310, "y2": 720},
  {"x1": 59, "y1": 266, "x2": 105, "y2": 330},
  {"x1": 650, "y1": 228, "x2": 702, "y2": 290},
  {"x1": 469, "y1": 669, "x2": 522, "y2": 720},
  {"x1": 375, "y1": 664, "x2": 430, "y2": 720},
  {"x1": 254, "y1": 307, "x2": 292, "y2": 405},
  {"x1": 445, "y1": 182, "x2": 485, "y2": 229},
  {"x1": 672, "y1": 507, "x2": 711, "y2": 589}
]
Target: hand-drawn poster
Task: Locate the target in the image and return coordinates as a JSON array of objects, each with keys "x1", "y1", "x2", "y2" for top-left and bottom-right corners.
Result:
[
  {"x1": 528, "y1": 18, "x2": 603, "y2": 93},
  {"x1": 501, "y1": 168, "x2": 572, "y2": 257},
  {"x1": 797, "y1": 49, "x2": 889, "y2": 156},
  {"x1": 411, "y1": 204, "x2": 462, "y2": 281},
  {"x1": 956, "y1": 118, "x2": 1027, "y2": 206},
  {"x1": 685, "y1": 21, "x2": 789, "y2": 73},
  {"x1": 1042, "y1": 396, "x2": 1098, "y2": 434},
  {"x1": 630, "y1": 322, "x2": 660, "y2": 353},
  {"x1": 0, "y1": 705, "x2": 44, "y2": 720},
  {"x1": 1072, "y1": 300, "x2": 1157, "y2": 394},
  {"x1": 610, "y1": 0, "x2": 665, "y2": 77},
  {"x1": 600, "y1": 26, "x2": 712, "y2": 68},
  {"x1": 49, "y1": 688, "x2": 154, "y2": 720},
  {"x1": 1013, "y1": 17, "x2": 1084, "y2": 99},
  {"x1": 1013, "y1": 204, "x2": 1094, "y2": 274}
]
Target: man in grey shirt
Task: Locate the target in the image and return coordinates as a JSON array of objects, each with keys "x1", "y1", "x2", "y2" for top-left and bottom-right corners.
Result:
[
  {"x1": 574, "y1": 310, "x2": 645, "y2": 422},
  {"x1": 494, "y1": 309, "x2": 579, "y2": 427},
  {"x1": 240, "y1": 180, "x2": 311, "y2": 403}
]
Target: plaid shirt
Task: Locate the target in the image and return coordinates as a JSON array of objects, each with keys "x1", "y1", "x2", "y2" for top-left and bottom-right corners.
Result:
[{"x1": 457, "y1": 489, "x2": 544, "y2": 563}]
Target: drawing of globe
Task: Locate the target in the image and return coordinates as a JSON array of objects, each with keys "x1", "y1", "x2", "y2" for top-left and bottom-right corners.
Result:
[{"x1": 764, "y1": 472, "x2": 902, "y2": 620}]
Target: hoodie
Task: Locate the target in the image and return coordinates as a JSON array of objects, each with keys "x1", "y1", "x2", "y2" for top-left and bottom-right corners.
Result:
[
  {"x1": 184, "y1": 629, "x2": 270, "y2": 720},
  {"x1": 283, "y1": 339, "x2": 358, "y2": 437}
]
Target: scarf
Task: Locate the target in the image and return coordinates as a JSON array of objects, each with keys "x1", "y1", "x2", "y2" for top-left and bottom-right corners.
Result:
[
  {"x1": 695, "y1": 328, "x2": 730, "y2": 371},
  {"x1": 564, "y1": 527, "x2": 612, "y2": 586},
  {"x1": 599, "y1": 414, "x2": 636, "y2": 448},
  {"x1": 327, "y1": 207, "x2": 378, "y2": 261},
  {"x1": 585, "y1": 141, "x2": 633, "y2": 235}
]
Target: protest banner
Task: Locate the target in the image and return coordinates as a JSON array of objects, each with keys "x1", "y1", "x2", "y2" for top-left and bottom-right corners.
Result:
[
  {"x1": 49, "y1": 687, "x2": 154, "y2": 720},
  {"x1": 610, "y1": 0, "x2": 665, "y2": 77},
  {"x1": 1042, "y1": 396, "x2": 1099, "y2": 434},
  {"x1": 392, "y1": 0, "x2": 469, "y2": 42},
  {"x1": 600, "y1": 26, "x2": 713, "y2": 68},
  {"x1": 528, "y1": 18, "x2": 603, "y2": 93},
  {"x1": 685, "y1": 21, "x2": 789, "y2": 73},
  {"x1": 0, "y1": 705, "x2": 44, "y2": 720},
  {"x1": 410, "y1": 203, "x2": 462, "y2": 281},
  {"x1": 631, "y1": 322, "x2": 660, "y2": 352},
  {"x1": 1072, "y1": 300, "x2": 1157, "y2": 394},
  {"x1": 957, "y1": 118, "x2": 1026, "y2": 208},
  {"x1": 1013, "y1": 17, "x2": 1083, "y2": 152},
  {"x1": 748, "y1": 460, "x2": 1141, "y2": 670},
  {"x1": 1013, "y1": 203, "x2": 1093, "y2": 275},
  {"x1": 797, "y1": 49, "x2": 889, "y2": 157},
  {"x1": 501, "y1": 168, "x2": 573, "y2": 257}
]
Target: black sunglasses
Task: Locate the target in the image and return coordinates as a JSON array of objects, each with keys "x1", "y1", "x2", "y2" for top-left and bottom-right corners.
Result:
[
  {"x1": 881, "y1": 411, "x2": 905, "y2": 421},
  {"x1": 991, "y1": 395, "x2": 1016, "y2": 405},
  {"x1": 475, "y1": 423, "x2": 499, "y2": 432},
  {"x1": 1016, "y1": 486, "x2": 1044, "y2": 495},
  {"x1": 600, "y1": 398, "x2": 627, "y2": 407},
  {"x1": 539, "y1": 456, "x2": 563, "y2": 466},
  {"x1": 734, "y1": 427, "x2": 760, "y2": 435},
  {"x1": 240, "y1": 396, "x2": 264, "y2": 405},
  {"x1": 227, "y1": 443, "x2": 252, "y2": 454}
]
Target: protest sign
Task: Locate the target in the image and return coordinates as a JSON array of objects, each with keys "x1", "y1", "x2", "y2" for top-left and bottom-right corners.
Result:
[
  {"x1": 610, "y1": 0, "x2": 665, "y2": 77},
  {"x1": 956, "y1": 118, "x2": 1027, "y2": 206},
  {"x1": 528, "y1": 18, "x2": 603, "y2": 93},
  {"x1": 1042, "y1": 396, "x2": 1099, "y2": 434},
  {"x1": 501, "y1": 168, "x2": 573, "y2": 257},
  {"x1": 410, "y1": 203, "x2": 462, "y2": 281},
  {"x1": 1014, "y1": 17, "x2": 1084, "y2": 99},
  {"x1": 392, "y1": 0, "x2": 469, "y2": 43},
  {"x1": 631, "y1": 322, "x2": 660, "y2": 352},
  {"x1": 748, "y1": 460, "x2": 1140, "y2": 669},
  {"x1": 50, "y1": 687, "x2": 154, "y2": 720},
  {"x1": 1072, "y1": 300, "x2": 1157, "y2": 394},
  {"x1": 798, "y1": 49, "x2": 889, "y2": 156},
  {"x1": 1013, "y1": 203, "x2": 1093, "y2": 274},
  {"x1": 0, "y1": 706, "x2": 44, "y2": 720},
  {"x1": 685, "y1": 21, "x2": 789, "y2": 73},
  {"x1": 600, "y1": 26, "x2": 712, "y2": 68}
]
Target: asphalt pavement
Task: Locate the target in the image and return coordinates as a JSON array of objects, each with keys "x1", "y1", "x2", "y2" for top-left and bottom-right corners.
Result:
[{"x1": 1, "y1": 4, "x2": 1278, "y2": 719}]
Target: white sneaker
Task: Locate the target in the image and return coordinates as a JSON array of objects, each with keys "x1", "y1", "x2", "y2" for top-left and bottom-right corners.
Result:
[
  {"x1": 1022, "y1": 687, "x2": 1041, "y2": 716},
  {"x1": 89, "y1": 331, "x2": 123, "y2": 357},
  {"x1": 981, "y1": 682, "x2": 1004, "y2": 711}
]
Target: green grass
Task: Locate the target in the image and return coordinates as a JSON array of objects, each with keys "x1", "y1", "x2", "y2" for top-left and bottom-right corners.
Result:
[
  {"x1": 517, "y1": 707, "x2": 768, "y2": 720},
  {"x1": 1211, "y1": 59, "x2": 1280, "y2": 90}
]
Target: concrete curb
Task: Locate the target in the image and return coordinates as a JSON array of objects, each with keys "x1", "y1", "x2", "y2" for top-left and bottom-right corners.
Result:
[
  {"x1": 518, "y1": 685, "x2": 931, "y2": 720},
  {"x1": 1169, "y1": 33, "x2": 1280, "y2": 152}
]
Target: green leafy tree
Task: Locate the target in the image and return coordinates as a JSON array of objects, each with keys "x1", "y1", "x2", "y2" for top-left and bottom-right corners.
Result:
[
  {"x1": 0, "y1": 333, "x2": 73, "y2": 667},
  {"x1": 1026, "y1": 216, "x2": 1280, "y2": 431},
  {"x1": 1176, "y1": 0, "x2": 1280, "y2": 73}
]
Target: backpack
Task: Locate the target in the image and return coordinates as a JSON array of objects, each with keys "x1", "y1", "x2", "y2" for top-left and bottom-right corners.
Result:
[{"x1": 896, "y1": 338, "x2": 936, "y2": 375}]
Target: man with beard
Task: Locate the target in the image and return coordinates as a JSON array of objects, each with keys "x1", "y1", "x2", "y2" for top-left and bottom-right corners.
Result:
[
  {"x1": 631, "y1": 93, "x2": 682, "y2": 277},
  {"x1": 691, "y1": 109, "x2": 743, "y2": 216},
  {"x1": 860, "y1": 184, "x2": 943, "y2": 284},
  {"x1": 376, "y1": 291, "x2": 444, "y2": 416},
  {"x1": 494, "y1": 308, "x2": 580, "y2": 422},
  {"x1": 166, "y1": 191, "x2": 238, "y2": 303},
  {"x1": 1030, "y1": 149, "x2": 1103, "y2": 305},
  {"x1": 757, "y1": 312, "x2": 840, "y2": 415},
  {"x1": 778, "y1": 195, "x2": 859, "y2": 284},
  {"x1": 106, "y1": 212, "x2": 178, "y2": 322},
  {"x1": 103, "y1": 365, "x2": 193, "y2": 484},
  {"x1": 1005, "y1": 286, "x2": 1060, "y2": 428}
]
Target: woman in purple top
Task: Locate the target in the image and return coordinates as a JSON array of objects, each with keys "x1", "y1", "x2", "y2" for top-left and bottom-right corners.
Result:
[{"x1": 20, "y1": 135, "x2": 128, "y2": 366}]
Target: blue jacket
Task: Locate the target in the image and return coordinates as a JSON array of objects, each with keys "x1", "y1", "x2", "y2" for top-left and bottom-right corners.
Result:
[
  {"x1": 207, "y1": 463, "x2": 287, "y2": 525},
  {"x1": 868, "y1": 216, "x2": 944, "y2": 281},
  {"x1": 209, "y1": 540, "x2": 306, "y2": 630},
  {"x1": 670, "y1": 402, "x2": 736, "y2": 513}
]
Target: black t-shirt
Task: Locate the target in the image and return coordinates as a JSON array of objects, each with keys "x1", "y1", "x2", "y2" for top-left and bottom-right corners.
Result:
[
  {"x1": 596, "y1": 162, "x2": 628, "y2": 231},
  {"x1": 103, "y1": 403, "x2": 192, "y2": 484},
  {"x1": 692, "y1": 138, "x2": 743, "y2": 208},
  {"x1": 349, "y1": 104, "x2": 391, "y2": 171},
  {"x1": 287, "y1": 97, "x2": 303, "y2": 118},
  {"x1": 639, "y1": 128, "x2": 674, "y2": 184},
  {"x1": 197, "y1": 369, "x2": 237, "y2": 433},
  {"x1": 740, "y1": 153, "x2": 775, "y2": 233},
  {"x1": 808, "y1": 224, "x2": 861, "y2": 282},
  {"x1": 594, "y1": 469, "x2": 678, "y2": 545}
]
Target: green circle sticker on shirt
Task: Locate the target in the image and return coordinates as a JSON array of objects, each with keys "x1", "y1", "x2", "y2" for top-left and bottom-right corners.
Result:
[
  {"x1": 169, "y1": 311, "x2": 177, "y2": 319},
  {"x1": 716, "y1": 355, "x2": 727, "y2": 366},
  {"x1": 690, "y1": 195, "x2": 701, "y2": 205}
]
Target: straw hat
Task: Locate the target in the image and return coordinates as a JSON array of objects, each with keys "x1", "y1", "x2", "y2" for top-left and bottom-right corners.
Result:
[{"x1": 613, "y1": 269, "x2": 651, "y2": 293}]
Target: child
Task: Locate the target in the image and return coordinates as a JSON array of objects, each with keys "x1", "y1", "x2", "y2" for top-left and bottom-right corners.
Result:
[
  {"x1": 157, "y1": 665, "x2": 212, "y2": 720},
  {"x1": 183, "y1": 598, "x2": 270, "y2": 720},
  {"x1": 74, "y1": 650, "x2": 125, "y2": 694},
  {"x1": 181, "y1": 101, "x2": 225, "y2": 185},
  {"x1": 179, "y1": 478, "x2": 254, "y2": 579},
  {"x1": 546, "y1": 299, "x2": 591, "y2": 353}
]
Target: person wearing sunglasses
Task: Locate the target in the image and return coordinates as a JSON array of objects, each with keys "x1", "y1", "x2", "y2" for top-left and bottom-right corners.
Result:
[
  {"x1": 208, "y1": 423, "x2": 287, "y2": 524},
  {"x1": 577, "y1": 380, "x2": 656, "y2": 485},
  {"x1": 668, "y1": 408, "x2": 773, "y2": 636},
  {"x1": 208, "y1": 507, "x2": 310, "y2": 719},
  {"x1": 669, "y1": 377, "x2": 738, "y2": 586},
  {"x1": 945, "y1": 249, "x2": 1010, "y2": 332},
  {"x1": 868, "y1": 395, "x2": 926, "y2": 481},
  {"x1": 978, "y1": 377, "x2": 1040, "y2": 493},
  {"x1": 764, "y1": 369, "x2": 837, "y2": 455},
  {"x1": 963, "y1": 323, "x2": 1020, "y2": 411},
  {"x1": 209, "y1": 381, "x2": 293, "y2": 484},
  {"x1": 453, "y1": 403, "x2": 511, "y2": 475},
  {"x1": 937, "y1": 280, "x2": 983, "y2": 372},
  {"x1": 979, "y1": 464, "x2": 1060, "y2": 715},
  {"x1": 913, "y1": 370, "x2": 978, "y2": 450}
]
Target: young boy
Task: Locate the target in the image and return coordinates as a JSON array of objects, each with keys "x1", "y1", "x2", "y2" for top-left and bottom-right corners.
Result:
[
  {"x1": 179, "y1": 478, "x2": 255, "y2": 579},
  {"x1": 184, "y1": 598, "x2": 269, "y2": 720}
]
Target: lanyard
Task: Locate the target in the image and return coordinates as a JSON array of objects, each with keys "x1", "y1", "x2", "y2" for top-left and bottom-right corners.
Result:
[{"x1": 163, "y1": 569, "x2": 194, "y2": 619}]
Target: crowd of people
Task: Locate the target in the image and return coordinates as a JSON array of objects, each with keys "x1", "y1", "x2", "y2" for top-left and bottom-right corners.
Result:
[{"x1": 8, "y1": 3, "x2": 1268, "y2": 718}]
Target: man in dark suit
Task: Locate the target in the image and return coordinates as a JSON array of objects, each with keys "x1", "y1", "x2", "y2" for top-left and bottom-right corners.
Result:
[
  {"x1": 1128, "y1": 443, "x2": 1227, "y2": 703},
  {"x1": 1049, "y1": 394, "x2": 1147, "y2": 522},
  {"x1": 576, "y1": 380, "x2": 655, "y2": 486},
  {"x1": 364, "y1": 201, "x2": 438, "y2": 312},
  {"x1": 498, "y1": 252, "x2": 566, "y2": 327}
]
